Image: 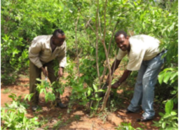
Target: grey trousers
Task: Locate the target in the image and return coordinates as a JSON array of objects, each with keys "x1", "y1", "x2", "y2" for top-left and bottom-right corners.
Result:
[
  {"x1": 127, "y1": 50, "x2": 167, "y2": 119},
  {"x1": 29, "y1": 60, "x2": 60, "y2": 105}
]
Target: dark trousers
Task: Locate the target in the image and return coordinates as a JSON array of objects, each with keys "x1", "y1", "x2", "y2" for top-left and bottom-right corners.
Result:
[{"x1": 29, "y1": 60, "x2": 60, "y2": 105}]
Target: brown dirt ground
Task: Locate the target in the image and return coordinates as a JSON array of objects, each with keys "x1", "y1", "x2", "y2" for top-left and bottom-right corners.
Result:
[{"x1": 1, "y1": 72, "x2": 161, "y2": 130}]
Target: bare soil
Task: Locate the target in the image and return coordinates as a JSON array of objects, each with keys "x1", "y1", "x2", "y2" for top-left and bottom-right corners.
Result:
[{"x1": 1, "y1": 74, "x2": 161, "y2": 130}]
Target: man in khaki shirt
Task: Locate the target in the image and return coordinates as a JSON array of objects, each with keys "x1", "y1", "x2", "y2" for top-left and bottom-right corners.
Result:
[
  {"x1": 106, "y1": 30, "x2": 166, "y2": 122},
  {"x1": 29, "y1": 29, "x2": 67, "y2": 111}
]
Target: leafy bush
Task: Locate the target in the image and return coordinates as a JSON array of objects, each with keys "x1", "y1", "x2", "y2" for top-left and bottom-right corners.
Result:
[
  {"x1": 153, "y1": 100, "x2": 178, "y2": 130},
  {"x1": 64, "y1": 59, "x2": 106, "y2": 114},
  {"x1": 1, "y1": 0, "x2": 69, "y2": 84},
  {"x1": 36, "y1": 78, "x2": 56, "y2": 103},
  {"x1": 1, "y1": 1, "x2": 178, "y2": 128},
  {"x1": 1, "y1": 94, "x2": 40, "y2": 130}
]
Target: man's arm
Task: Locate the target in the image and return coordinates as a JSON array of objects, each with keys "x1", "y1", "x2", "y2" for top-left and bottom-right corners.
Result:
[
  {"x1": 58, "y1": 41, "x2": 67, "y2": 68},
  {"x1": 57, "y1": 41, "x2": 67, "y2": 78},
  {"x1": 106, "y1": 59, "x2": 121, "y2": 84},
  {"x1": 111, "y1": 69, "x2": 132, "y2": 89},
  {"x1": 58, "y1": 67, "x2": 64, "y2": 77},
  {"x1": 29, "y1": 40, "x2": 48, "y2": 77},
  {"x1": 29, "y1": 41, "x2": 43, "y2": 69}
]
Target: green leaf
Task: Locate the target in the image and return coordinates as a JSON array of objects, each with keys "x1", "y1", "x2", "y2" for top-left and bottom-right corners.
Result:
[
  {"x1": 162, "y1": 122, "x2": 166, "y2": 128},
  {"x1": 158, "y1": 74, "x2": 164, "y2": 85},
  {"x1": 97, "y1": 89, "x2": 104, "y2": 92},
  {"x1": 165, "y1": 100, "x2": 174, "y2": 114},
  {"x1": 40, "y1": 89, "x2": 44, "y2": 94},
  {"x1": 93, "y1": 84, "x2": 98, "y2": 92},
  {"x1": 87, "y1": 88, "x2": 92, "y2": 96},
  {"x1": 171, "y1": 111, "x2": 177, "y2": 116},
  {"x1": 163, "y1": 72, "x2": 172, "y2": 84},
  {"x1": 45, "y1": 94, "x2": 48, "y2": 102},
  {"x1": 166, "y1": 127, "x2": 178, "y2": 130},
  {"x1": 24, "y1": 93, "x2": 34, "y2": 101},
  {"x1": 170, "y1": 90, "x2": 177, "y2": 95},
  {"x1": 159, "y1": 112, "x2": 164, "y2": 117}
]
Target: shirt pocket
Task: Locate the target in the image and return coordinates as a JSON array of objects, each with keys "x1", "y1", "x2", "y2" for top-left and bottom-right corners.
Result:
[
  {"x1": 42, "y1": 49, "x2": 52, "y2": 56},
  {"x1": 56, "y1": 48, "x2": 65, "y2": 57}
]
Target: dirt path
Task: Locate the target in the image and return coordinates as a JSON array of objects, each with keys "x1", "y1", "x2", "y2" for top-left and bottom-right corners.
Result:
[{"x1": 1, "y1": 76, "x2": 160, "y2": 130}]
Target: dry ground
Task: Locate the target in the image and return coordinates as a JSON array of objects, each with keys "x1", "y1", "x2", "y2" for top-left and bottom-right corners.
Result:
[{"x1": 1, "y1": 74, "x2": 161, "y2": 130}]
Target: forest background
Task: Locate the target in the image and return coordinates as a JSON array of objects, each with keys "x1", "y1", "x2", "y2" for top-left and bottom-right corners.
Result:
[{"x1": 1, "y1": 0, "x2": 178, "y2": 129}]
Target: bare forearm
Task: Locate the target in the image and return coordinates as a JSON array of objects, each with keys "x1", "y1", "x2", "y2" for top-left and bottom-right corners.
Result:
[
  {"x1": 111, "y1": 69, "x2": 132, "y2": 89},
  {"x1": 59, "y1": 67, "x2": 64, "y2": 71},
  {"x1": 41, "y1": 67, "x2": 48, "y2": 77},
  {"x1": 117, "y1": 69, "x2": 132, "y2": 84},
  {"x1": 58, "y1": 67, "x2": 64, "y2": 77}
]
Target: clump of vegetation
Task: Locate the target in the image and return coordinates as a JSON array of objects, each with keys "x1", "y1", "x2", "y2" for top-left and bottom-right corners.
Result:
[
  {"x1": 1, "y1": 0, "x2": 178, "y2": 129},
  {"x1": 1, "y1": 94, "x2": 40, "y2": 130}
]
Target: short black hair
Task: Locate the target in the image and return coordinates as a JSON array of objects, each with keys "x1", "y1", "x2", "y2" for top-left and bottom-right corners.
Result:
[
  {"x1": 53, "y1": 29, "x2": 64, "y2": 37},
  {"x1": 115, "y1": 30, "x2": 127, "y2": 38}
]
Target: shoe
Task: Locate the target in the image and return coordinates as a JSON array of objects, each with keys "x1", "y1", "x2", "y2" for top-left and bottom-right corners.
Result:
[
  {"x1": 56, "y1": 102, "x2": 67, "y2": 109},
  {"x1": 126, "y1": 109, "x2": 135, "y2": 114},
  {"x1": 126, "y1": 109, "x2": 140, "y2": 114},
  {"x1": 136, "y1": 117, "x2": 153, "y2": 122}
]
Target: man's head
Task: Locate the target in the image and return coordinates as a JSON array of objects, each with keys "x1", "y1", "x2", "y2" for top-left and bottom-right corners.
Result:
[
  {"x1": 52, "y1": 29, "x2": 66, "y2": 46},
  {"x1": 114, "y1": 30, "x2": 130, "y2": 52}
]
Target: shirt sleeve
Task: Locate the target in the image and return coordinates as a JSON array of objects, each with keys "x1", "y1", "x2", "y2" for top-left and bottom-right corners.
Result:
[
  {"x1": 116, "y1": 49, "x2": 127, "y2": 60},
  {"x1": 58, "y1": 41, "x2": 67, "y2": 68},
  {"x1": 29, "y1": 39, "x2": 43, "y2": 68}
]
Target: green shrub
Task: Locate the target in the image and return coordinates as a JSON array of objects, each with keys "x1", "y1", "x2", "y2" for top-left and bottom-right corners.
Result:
[
  {"x1": 1, "y1": 94, "x2": 40, "y2": 130},
  {"x1": 153, "y1": 100, "x2": 178, "y2": 130}
]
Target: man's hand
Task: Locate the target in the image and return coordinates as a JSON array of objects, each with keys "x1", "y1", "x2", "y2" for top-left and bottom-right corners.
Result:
[
  {"x1": 111, "y1": 81, "x2": 121, "y2": 89},
  {"x1": 41, "y1": 67, "x2": 48, "y2": 77},
  {"x1": 111, "y1": 69, "x2": 131, "y2": 89},
  {"x1": 58, "y1": 67, "x2": 64, "y2": 77}
]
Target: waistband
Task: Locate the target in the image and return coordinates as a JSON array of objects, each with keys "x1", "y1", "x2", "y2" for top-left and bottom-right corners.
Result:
[{"x1": 43, "y1": 60, "x2": 54, "y2": 67}]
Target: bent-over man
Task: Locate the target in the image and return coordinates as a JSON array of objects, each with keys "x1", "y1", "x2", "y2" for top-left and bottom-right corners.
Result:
[
  {"x1": 106, "y1": 30, "x2": 166, "y2": 122},
  {"x1": 29, "y1": 29, "x2": 67, "y2": 111}
]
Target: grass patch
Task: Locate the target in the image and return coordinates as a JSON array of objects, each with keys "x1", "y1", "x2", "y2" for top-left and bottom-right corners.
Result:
[{"x1": 2, "y1": 88, "x2": 11, "y2": 94}]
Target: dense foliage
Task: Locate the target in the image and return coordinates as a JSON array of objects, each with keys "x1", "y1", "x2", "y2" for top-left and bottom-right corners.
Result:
[
  {"x1": 1, "y1": 0, "x2": 178, "y2": 129},
  {"x1": 1, "y1": 94, "x2": 40, "y2": 129}
]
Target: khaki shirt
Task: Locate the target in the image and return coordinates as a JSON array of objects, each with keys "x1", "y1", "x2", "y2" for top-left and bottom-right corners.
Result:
[
  {"x1": 116, "y1": 35, "x2": 160, "y2": 71},
  {"x1": 29, "y1": 35, "x2": 67, "y2": 68}
]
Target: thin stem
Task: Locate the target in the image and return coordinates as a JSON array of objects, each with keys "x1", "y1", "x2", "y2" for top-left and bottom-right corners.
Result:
[
  {"x1": 101, "y1": 0, "x2": 112, "y2": 110},
  {"x1": 75, "y1": 16, "x2": 79, "y2": 77},
  {"x1": 96, "y1": 0, "x2": 100, "y2": 83},
  {"x1": 100, "y1": 20, "x2": 120, "y2": 83},
  {"x1": 101, "y1": 40, "x2": 112, "y2": 110}
]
